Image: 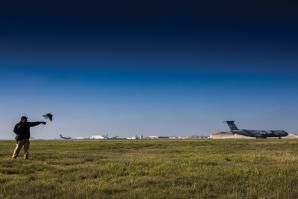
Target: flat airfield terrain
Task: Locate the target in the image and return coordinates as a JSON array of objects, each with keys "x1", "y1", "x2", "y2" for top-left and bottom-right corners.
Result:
[{"x1": 0, "y1": 140, "x2": 297, "y2": 199}]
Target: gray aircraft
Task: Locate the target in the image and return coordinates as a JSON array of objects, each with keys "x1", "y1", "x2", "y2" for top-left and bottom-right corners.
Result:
[
  {"x1": 59, "y1": 134, "x2": 72, "y2": 140},
  {"x1": 224, "y1": 121, "x2": 288, "y2": 138}
]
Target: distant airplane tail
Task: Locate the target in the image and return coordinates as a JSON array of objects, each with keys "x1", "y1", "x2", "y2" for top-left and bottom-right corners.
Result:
[{"x1": 224, "y1": 121, "x2": 239, "y2": 131}]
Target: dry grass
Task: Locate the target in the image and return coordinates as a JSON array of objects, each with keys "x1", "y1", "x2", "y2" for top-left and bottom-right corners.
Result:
[{"x1": 0, "y1": 139, "x2": 298, "y2": 199}]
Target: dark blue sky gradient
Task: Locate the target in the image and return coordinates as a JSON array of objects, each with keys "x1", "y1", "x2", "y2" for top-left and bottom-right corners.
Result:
[{"x1": 0, "y1": 0, "x2": 298, "y2": 138}]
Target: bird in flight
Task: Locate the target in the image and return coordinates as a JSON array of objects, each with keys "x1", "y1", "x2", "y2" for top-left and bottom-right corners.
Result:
[{"x1": 43, "y1": 113, "x2": 53, "y2": 121}]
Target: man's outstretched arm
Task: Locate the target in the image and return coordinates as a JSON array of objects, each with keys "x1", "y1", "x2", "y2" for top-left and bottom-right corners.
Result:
[{"x1": 28, "y1": 122, "x2": 46, "y2": 127}]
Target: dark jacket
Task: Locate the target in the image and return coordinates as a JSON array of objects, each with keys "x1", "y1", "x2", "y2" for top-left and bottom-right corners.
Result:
[{"x1": 14, "y1": 122, "x2": 43, "y2": 140}]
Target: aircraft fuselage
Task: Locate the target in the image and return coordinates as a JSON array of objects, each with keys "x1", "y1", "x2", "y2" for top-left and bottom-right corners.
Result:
[{"x1": 231, "y1": 129, "x2": 288, "y2": 138}]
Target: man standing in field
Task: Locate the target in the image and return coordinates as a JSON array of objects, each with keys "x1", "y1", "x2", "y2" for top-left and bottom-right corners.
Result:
[{"x1": 12, "y1": 116, "x2": 46, "y2": 160}]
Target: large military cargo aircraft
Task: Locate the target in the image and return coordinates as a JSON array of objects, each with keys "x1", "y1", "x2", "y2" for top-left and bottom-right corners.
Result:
[
  {"x1": 59, "y1": 134, "x2": 72, "y2": 140},
  {"x1": 224, "y1": 121, "x2": 288, "y2": 138}
]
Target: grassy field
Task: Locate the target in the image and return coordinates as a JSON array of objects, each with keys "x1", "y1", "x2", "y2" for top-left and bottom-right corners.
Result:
[{"x1": 0, "y1": 139, "x2": 297, "y2": 199}]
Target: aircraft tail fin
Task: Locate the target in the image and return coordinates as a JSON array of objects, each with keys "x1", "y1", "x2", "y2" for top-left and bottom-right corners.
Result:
[{"x1": 224, "y1": 121, "x2": 239, "y2": 131}]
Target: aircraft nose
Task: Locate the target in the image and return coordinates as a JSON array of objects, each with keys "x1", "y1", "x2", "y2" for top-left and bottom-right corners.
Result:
[{"x1": 284, "y1": 132, "x2": 289, "y2": 136}]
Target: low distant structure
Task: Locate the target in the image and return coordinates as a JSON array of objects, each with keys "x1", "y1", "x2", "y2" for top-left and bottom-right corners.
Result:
[
  {"x1": 89, "y1": 135, "x2": 106, "y2": 140},
  {"x1": 146, "y1": 136, "x2": 170, "y2": 139},
  {"x1": 147, "y1": 136, "x2": 159, "y2": 139},
  {"x1": 145, "y1": 135, "x2": 209, "y2": 140},
  {"x1": 210, "y1": 132, "x2": 254, "y2": 139},
  {"x1": 156, "y1": 136, "x2": 170, "y2": 139},
  {"x1": 285, "y1": 133, "x2": 298, "y2": 139},
  {"x1": 73, "y1": 137, "x2": 89, "y2": 140},
  {"x1": 126, "y1": 135, "x2": 143, "y2": 140},
  {"x1": 179, "y1": 135, "x2": 209, "y2": 139}
]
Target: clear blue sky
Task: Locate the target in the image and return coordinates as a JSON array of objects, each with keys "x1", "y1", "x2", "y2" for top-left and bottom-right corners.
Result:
[{"x1": 0, "y1": 0, "x2": 298, "y2": 139}]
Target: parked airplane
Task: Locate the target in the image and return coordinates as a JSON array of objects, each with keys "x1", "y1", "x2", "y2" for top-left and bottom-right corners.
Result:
[
  {"x1": 224, "y1": 121, "x2": 288, "y2": 138},
  {"x1": 59, "y1": 134, "x2": 72, "y2": 140}
]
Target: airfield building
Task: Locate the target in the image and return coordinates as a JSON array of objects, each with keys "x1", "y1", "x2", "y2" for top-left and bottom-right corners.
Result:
[{"x1": 90, "y1": 135, "x2": 106, "y2": 140}]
